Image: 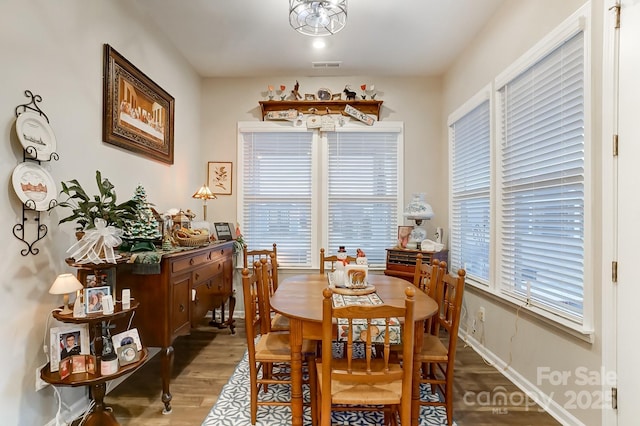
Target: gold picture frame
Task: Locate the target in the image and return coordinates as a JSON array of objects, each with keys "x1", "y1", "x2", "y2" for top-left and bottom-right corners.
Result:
[
  {"x1": 207, "y1": 162, "x2": 232, "y2": 195},
  {"x1": 102, "y1": 44, "x2": 175, "y2": 164}
]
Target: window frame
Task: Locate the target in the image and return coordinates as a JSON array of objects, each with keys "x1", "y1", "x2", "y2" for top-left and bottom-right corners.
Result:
[
  {"x1": 237, "y1": 120, "x2": 404, "y2": 270},
  {"x1": 448, "y1": 3, "x2": 593, "y2": 336}
]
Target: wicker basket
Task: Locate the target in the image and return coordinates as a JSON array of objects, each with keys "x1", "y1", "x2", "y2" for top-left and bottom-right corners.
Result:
[{"x1": 173, "y1": 231, "x2": 210, "y2": 247}]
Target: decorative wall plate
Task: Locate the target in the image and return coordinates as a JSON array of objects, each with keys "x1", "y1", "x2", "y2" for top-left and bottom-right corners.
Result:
[
  {"x1": 12, "y1": 162, "x2": 57, "y2": 211},
  {"x1": 15, "y1": 111, "x2": 57, "y2": 161},
  {"x1": 317, "y1": 88, "x2": 332, "y2": 101}
]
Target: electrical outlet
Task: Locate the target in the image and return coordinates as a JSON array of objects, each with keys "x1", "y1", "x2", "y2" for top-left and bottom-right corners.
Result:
[
  {"x1": 35, "y1": 364, "x2": 49, "y2": 391},
  {"x1": 472, "y1": 319, "x2": 477, "y2": 333},
  {"x1": 478, "y1": 307, "x2": 486, "y2": 322}
]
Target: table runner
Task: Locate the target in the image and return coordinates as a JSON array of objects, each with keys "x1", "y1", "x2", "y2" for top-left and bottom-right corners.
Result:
[{"x1": 332, "y1": 293, "x2": 402, "y2": 344}]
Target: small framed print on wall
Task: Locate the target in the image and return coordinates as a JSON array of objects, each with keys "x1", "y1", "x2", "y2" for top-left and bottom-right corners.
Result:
[{"x1": 208, "y1": 162, "x2": 232, "y2": 195}]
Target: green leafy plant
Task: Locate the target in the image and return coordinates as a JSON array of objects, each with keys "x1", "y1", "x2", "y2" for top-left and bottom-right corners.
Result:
[{"x1": 58, "y1": 170, "x2": 138, "y2": 231}]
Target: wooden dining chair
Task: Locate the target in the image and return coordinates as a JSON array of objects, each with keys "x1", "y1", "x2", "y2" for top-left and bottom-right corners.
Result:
[
  {"x1": 243, "y1": 243, "x2": 277, "y2": 272},
  {"x1": 416, "y1": 267, "x2": 466, "y2": 426},
  {"x1": 241, "y1": 264, "x2": 317, "y2": 425},
  {"x1": 311, "y1": 286, "x2": 415, "y2": 426},
  {"x1": 413, "y1": 254, "x2": 444, "y2": 335},
  {"x1": 319, "y1": 248, "x2": 356, "y2": 274},
  {"x1": 259, "y1": 254, "x2": 289, "y2": 332}
]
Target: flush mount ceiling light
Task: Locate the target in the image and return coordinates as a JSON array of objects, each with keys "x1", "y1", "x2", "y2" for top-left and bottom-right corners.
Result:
[{"x1": 289, "y1": 0, "x2": 348, "y2": 36}]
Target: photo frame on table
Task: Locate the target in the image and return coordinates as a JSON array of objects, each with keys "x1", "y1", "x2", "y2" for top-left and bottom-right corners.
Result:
[
  {"x1": 397, "y1": 225, "x2": 414, "y2": 249},
  {"x1": 85, "y1": 285, "x2": 111, "y2": 314},
  {"x1": 112, "y1": 328, "x2": 143, "y2": 352},
  {"x1": 82, "y1": 268, "x2": 115, "y2": 291},
  {"x1": 102, "y1": 44, "x2": 175, "y2": 165},
  {"x1": 213, "y1": 222, "x2": 235, "y2": 241},
  {"x1": 50, "y1": 324, "x2": 89, "y2": 372},
  {"x1": 207, "y1": 162, "x2": 232, "y2": 195}
]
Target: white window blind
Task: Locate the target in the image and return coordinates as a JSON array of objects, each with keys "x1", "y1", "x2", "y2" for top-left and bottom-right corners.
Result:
[
  {"x1": 239, "y1": 123, "x2": 403, "y2": 269},
  {"x1": 327, "y1": 132, "x2": 400, "y2": 267},
  {"x1": 450, "y1": 99, "x2": 491, "y2": 283},
  {"x1": 240, "y1": 131, "x2": 314, "y2": 267},
  {"x1": 498, "y1": 30, "x2": 585, "y2": 319}
]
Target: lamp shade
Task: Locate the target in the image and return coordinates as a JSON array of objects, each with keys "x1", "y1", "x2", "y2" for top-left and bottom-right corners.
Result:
[
  {"x1": 289, "y1": 0, "x2": 348, "y2": 36},
  {"x1": 192, "y1": 185, "x2": 217, "y2": 200},
  {"x1": 49, "y1": 273, "x2": 83, "y2": 295},
  {"x1": 49, "y1": 273, "x2": 83, "y2": 315},
  {"x1": 403, "y1": 193, "x2": 434, "y2": 221}
]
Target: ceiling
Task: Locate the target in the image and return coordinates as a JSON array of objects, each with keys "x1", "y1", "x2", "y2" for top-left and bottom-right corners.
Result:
[{"x1": 132, "y1": 0, "x2": 505, "y2": 78}]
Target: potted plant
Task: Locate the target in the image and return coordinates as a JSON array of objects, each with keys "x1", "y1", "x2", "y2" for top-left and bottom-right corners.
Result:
[{"x1": 58, "y1": 170, "x2": 138, "y2": 233}]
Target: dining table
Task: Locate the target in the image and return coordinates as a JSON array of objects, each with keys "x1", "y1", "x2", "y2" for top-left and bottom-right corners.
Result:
[{"x1": 270, "y1": 272, "x2": 438, "y2": 426}]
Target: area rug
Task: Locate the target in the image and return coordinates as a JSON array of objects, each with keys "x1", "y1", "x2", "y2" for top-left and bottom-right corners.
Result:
[{"x1": 202, "y1": 351, "x2": 455, "y2": 425}]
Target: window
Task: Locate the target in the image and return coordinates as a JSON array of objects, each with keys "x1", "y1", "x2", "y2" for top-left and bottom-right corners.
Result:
[
  {"x1": 497, "y1": 30, "x2": 585, "y2": 321},
  {"x1": 449, "y1": 6, "x2": 590, "y2": 330},
  {"x1": 449, "y1": 95, "x2": 491, "y2": 285},
  {"x1": 238, "y1": 122, "x2": 403, "y2": 269}
]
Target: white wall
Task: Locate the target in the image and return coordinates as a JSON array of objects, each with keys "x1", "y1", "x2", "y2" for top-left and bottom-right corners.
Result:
[
  {"x1": 443, "y1": 1, "x2": 604, "y2": 425},
  {"x1": 200, "y1": 76, "x2": 446, "y2": 236},
  {"x1": 0, "y1": 0, "x2": 203, "y2": 424}
]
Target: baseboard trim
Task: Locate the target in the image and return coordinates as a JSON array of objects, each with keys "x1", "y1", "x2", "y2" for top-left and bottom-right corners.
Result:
[{"x1": 460, "y1": 330, "x2": 585, "y2": 426}]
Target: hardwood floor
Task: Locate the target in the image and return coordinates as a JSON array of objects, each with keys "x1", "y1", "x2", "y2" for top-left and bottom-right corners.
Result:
[{"x1": 98, "y1": 318, "x2": 561, "y2": 426}]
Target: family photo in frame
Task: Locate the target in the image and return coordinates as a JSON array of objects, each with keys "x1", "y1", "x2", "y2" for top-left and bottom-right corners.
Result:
[
  {"x1": 49, "y1": 324, "x2": 89, "y2": 372},
  {"x1": 85, "y1": 285, "x2": 111, "y2": 314},
  {"x1": 397, "y1": 225, "x2": 413, "y2": 249}
]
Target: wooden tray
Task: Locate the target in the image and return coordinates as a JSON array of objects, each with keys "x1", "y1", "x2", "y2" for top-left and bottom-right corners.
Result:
[{"x1": 329, "y1": 284, "x2": 376, "y2": 295}]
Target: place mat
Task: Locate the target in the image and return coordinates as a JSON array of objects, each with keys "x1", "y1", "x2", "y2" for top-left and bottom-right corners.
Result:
[{"x1": 332, "y1": 293, "x2": 401, "y2": 344}]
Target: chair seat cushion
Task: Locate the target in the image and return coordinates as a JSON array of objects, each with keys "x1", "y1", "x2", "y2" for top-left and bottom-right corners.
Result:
[
  {"x1": 418, "y1": 333, "x2": 448, "y2": 362},
  {"x1": 316, "y1": 359, "x2": 404, "y2": 405},
  {"x1": 255, "y1": 332, "x2": 316, "y2": 361}
]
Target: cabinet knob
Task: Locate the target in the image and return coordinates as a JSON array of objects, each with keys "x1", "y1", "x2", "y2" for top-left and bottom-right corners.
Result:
[
  {"x1": 179, "y1": 304, "x2": 185, "y2": 312},
  {"x1": 189, "y1": 259, "x2": 195, "y2": 265},
  {"x1": 218, "y1": 264, "x2": 221, "y2": 270},
  {"x1": 195, "y1": 273, "x2": 200, "y2": 280}
]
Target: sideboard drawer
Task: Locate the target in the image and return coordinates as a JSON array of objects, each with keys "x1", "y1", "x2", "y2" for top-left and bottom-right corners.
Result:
[
  {"x1": 193, "y1": 262, "x2": 222, "y2": 285},
  {"x1": 171, "y1": 252, "x2": 210, "y2": 274}
]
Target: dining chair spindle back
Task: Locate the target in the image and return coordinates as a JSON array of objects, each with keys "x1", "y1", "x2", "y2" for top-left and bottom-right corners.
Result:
[
  {"x1": 319, "y1": 248, "x2": 357, "y2": 274},
  {"x1": 312, "y1": 286, "x2": 415, "y2": 426},
  {"x1": 416, "y1": 267, "x2": 466, "y2": 426}
]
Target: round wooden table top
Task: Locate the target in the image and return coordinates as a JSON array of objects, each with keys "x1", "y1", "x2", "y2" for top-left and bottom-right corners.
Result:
[{"x1": 271, "y1": 273, "x2": 437, "y2": 323}]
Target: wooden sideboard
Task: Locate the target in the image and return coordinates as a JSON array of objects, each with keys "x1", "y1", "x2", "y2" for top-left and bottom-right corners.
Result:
[
  {"x1": 115, "y1": 241, "x2": 235, "y2": 414},
  {"x1": 384, "y1": 247, "x2": 449, "y2": 282}
]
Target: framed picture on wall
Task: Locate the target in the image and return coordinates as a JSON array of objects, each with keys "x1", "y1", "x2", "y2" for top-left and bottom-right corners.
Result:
[
  {"x1": 208, "y1": 162, "x2": 232, "y2": 195},
  {"x1": 102, "y1": 44, "x2": 175, "y2": 164}
]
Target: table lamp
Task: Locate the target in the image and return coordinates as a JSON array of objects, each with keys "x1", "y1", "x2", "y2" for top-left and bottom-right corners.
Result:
[
  {"x1": 49, "y1": 273, "x2": 83, "y2": 315},
  {"x1": 192, "y1": 185, "x2": 217, "y2": 221},
  {"x1": 403, "y1": 193, "x2": 434, "y2": 248}
]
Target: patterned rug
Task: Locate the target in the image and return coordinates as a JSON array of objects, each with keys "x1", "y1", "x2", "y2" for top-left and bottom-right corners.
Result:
[{"x1": 202, "y1": 351, "x2": 455, "y2": 425}]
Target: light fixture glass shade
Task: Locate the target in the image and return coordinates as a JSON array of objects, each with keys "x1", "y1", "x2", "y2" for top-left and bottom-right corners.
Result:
[
  {"x1": 49, "y1": 273, "x2": 83, "y2": 315},
  {"x1": 192, "y1": 185, "x2": 216, "y2": 200},
  {"x1": 403, "y1": 193, "x2": 434, "y2": 222},
  {"x1": 192, "y1": 185, "x2": 217, "y2": 221},
  {"x1": 404, "y1": 193, "x2": 434, "y2": 246},
  {"x1": 289, "y1": 0, "x2": 348, "y2": 36}
]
